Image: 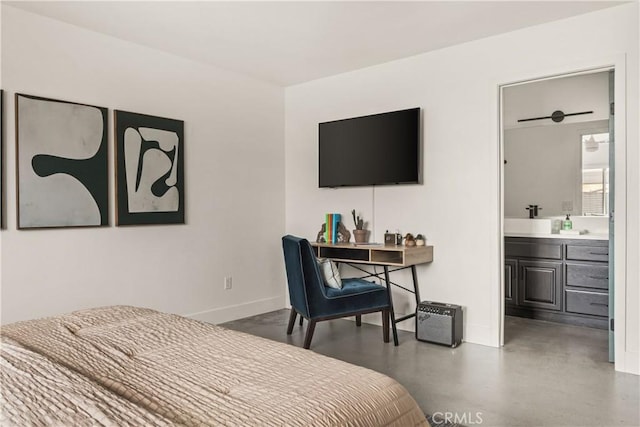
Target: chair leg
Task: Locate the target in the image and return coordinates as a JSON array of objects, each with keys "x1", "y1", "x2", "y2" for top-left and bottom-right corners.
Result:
[
  {"x1": 303, "y1": 320, "x2": 317, "y2": 349},
  {"x1": 356, "y1": 315, "x2": 362, "y2": 327},
  {"x1": 287, "y1": 309, "x2": 297, "y2": 335},
  {"x1": 382, "y1": 310, "x2": 390, "y2": 343}
]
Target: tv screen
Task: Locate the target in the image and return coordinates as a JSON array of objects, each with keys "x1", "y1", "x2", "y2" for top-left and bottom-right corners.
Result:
[{"x1": 318, "y1": 108, "x2": 420, "y2": 188}]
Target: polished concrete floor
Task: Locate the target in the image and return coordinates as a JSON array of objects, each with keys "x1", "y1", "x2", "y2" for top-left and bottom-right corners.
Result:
[{"x1": 223, "y1": 311, "x2": 639, "y2": 427}]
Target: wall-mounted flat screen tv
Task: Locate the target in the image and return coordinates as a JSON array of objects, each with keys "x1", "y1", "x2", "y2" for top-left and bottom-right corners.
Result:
[{"x1": 319, "y1": 107, "x2": 420, "y2": 188}]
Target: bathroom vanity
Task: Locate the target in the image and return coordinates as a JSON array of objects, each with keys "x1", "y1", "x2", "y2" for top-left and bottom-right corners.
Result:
[{"x1": 505, "y1": 235, "x2": 609, "y2": 329}]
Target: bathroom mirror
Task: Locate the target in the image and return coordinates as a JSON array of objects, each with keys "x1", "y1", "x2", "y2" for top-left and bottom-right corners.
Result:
[{"x1": 503, "y1": 120, "x2": 610, "y2": 217}]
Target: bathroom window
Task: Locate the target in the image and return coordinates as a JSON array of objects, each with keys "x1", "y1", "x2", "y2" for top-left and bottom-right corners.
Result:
[
  {"x1": 581, "y1": 132, "x2": 609, "y2": 216},
  {"x1": 582, "y1": 168, "x2": 609, "y2": 215}
]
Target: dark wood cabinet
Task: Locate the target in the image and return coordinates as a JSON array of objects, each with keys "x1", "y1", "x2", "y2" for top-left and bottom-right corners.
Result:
[
  {"x1": 505, "y1": 240, "x2": 562, "y2": 260},
  {"x1": 565, "y1": 263, "x2": 608, "y2": 290},
  {"x1": 566, "y1": 244, "x2": 609, "y2": 262},
  {"x1": 505, "y1": 237, "x2": 608, "y2": 329},
  {"x1": 565, "y1": 289, "x2": 608, "y2": 317},
  {"x1": 518, "y1": 260, "x2": 562, "y2": 311},
  {"x1": 505, "y1": 258, "x2": 517, "y2": 306}
]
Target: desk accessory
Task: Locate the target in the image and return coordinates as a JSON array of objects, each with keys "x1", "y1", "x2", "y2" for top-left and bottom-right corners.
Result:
[
  {"x1": 351, "y1": 209, "x2": 368, "y2": 243},
  {"x1": 404, "y1": 233, "x2": 416, "y2": 247},
  {"x1": 316, "y1": 221, "x2": 350, "y2": 243},
  {"x1": 385, "y1": 230, "x2": 404, "y2": 246},
  {"x1": 324, "y1": 213, "x2": 342, "y2": 243},
  {"x1": 384, "y1": 231, "x2": 395, "y2": 246}
]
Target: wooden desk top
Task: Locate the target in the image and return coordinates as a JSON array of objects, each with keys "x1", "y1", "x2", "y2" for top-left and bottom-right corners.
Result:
[{"x1": 311, "y1": 242, "x2": 433, "y2": 267}]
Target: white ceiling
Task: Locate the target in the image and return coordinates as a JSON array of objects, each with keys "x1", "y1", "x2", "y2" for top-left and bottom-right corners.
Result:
[{"x1": 7, "y1": 1, "x2": 625, "y2": 86}]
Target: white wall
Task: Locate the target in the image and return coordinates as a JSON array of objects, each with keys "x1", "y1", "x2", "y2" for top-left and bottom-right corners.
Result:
[
  {"x1": 0, "y1": 6, "x2": 286, "y2": 324},
  {"x1": 502, "y1": 71, "x2": 610, "y2": 129},
  {"x1": 285, "y1": 4, "x2": 638, "y2": 373}
]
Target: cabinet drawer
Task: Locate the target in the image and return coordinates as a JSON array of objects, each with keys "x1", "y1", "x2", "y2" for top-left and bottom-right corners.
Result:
[
  {"x1": 565, "y1": 289, "x2": 608, "y2": 317},
  {"x1": 505, "y1": 241, "x2": 562, "y2": 260},
  {"x1": 566, "y1": 263, "x2": 609, "y2": 290},
  {"x1": 566, "y1": 245, "x2": 608, "y2": 262}
]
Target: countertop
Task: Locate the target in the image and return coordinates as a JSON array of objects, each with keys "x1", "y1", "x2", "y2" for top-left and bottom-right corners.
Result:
[{"x1": 504, "y1": 232, "x2": 609, "y2": 241}]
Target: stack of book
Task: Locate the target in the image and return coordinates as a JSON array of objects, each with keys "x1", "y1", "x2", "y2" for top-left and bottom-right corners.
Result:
[{"x1": 324, "y1": 213, "x2": 341, "y2": 244}]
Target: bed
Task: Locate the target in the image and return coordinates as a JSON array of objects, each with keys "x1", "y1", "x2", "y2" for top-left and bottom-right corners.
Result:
[{"x1": 1, "y1": 305, "x2": 428, "y2": 426}]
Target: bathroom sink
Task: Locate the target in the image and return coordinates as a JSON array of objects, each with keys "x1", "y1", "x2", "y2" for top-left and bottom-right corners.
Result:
[{"x1": 504, "y1": 218, "x2": 552, "y2": 234}]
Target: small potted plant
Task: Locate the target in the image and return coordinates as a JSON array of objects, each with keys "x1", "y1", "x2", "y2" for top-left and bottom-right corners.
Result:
[{"x1": 351, "y1": 209, "x2": 368, "y2": 243}]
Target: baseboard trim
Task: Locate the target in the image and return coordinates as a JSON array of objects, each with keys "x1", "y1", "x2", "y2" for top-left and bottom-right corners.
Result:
[
  {"x1": 619, "y1": 350, "x2": 639, "y2": 375},
  {"x1": 185, "y1": 296, "x2": 285, "y2": 325},
  {"x1": 342, "y1": 312, "x2": 494, "y2": 347}
]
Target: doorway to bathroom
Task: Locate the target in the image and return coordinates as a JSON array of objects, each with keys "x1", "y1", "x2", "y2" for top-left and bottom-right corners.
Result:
[{"x1": 500, "y1": 69, "x2": 614, "y2": 362}]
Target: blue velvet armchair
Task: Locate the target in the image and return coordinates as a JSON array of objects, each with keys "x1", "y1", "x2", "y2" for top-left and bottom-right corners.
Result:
[{"x1": 282, "y1": 235, "x2": 396, "y2": 349}]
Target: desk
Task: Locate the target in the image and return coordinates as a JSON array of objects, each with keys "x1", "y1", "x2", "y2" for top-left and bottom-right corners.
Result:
[{"x1": 311, "y1": 242, "x2": 434, "y2": 345}]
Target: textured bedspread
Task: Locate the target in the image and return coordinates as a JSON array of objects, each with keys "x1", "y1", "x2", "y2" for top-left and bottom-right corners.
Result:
[
  {"x1": 0, "y1": 336, "x2": 171, "y2": 427},
  {"x1": 2, "y1": 306, "x2": 427, "y2": 426}
]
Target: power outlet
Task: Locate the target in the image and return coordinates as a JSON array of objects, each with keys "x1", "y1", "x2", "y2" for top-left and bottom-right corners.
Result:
[{"x1": 224, "y1": 276, "x2": 233, "y2": 290}]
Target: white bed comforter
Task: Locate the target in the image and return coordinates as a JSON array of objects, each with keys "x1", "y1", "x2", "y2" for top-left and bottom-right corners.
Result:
[{"x1": 2, "y1": 306, "x2": 428, "y2": 426}]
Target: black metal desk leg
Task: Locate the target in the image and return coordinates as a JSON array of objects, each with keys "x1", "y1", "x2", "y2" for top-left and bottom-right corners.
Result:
[
  {"x1": 384, "y1": 266, "x2": 399, "y2": 346},
  {"x1": 411, "y1": 265, "x2": 421, "y2": 305}
]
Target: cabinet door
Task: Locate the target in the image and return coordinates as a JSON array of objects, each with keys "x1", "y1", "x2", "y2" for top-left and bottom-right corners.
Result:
[
  {"x1": 505, "y1": 258, "x2": 517, "y2": 306},
  {"x1": 518, "y1": 260, "x2": 562, "y2": 311}
]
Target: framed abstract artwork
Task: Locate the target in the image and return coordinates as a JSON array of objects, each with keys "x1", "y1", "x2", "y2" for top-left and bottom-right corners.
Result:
[
  {"x1": 15, "y1": 94, "x2": 108, "y2": 229},
  {"x1": 114, "y1": 110, "x2": 184, "y2": 225}
]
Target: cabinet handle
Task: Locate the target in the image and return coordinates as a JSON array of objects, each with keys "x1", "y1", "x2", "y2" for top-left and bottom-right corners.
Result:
[
  {"x1": 590, "y1": 302, "x2": 608, "y2": 307},
  {"x1": 588, "y1": 275, "x2": 608, "y2": 280},
  {"x1": 589, "y1": 252, "x2": 608, "y2": 256}
]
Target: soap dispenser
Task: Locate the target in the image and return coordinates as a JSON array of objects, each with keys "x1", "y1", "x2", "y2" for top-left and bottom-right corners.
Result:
[{"x1": 562, "y1": 214, "x2": 572, "y2": 230}]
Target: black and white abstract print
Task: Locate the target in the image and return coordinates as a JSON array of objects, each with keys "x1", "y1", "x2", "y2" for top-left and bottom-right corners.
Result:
[
  {"x1": 16, "y1": 94, "x2": 108, "y2": 228},
  {"x1": 115, "y1": 111, "x2": 184, "y2": 225}
]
